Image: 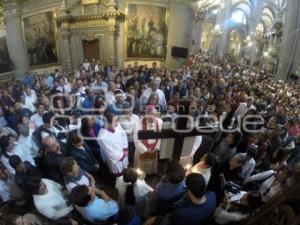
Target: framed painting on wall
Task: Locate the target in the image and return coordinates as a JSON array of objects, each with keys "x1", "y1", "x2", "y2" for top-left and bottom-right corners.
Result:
[
  {"x1": 125, "y1": 1, "x2": 169, "y2": 60},
  {"x1": 0, "y1": 34, "x2": 12, "y2": 73},
  {"x1": 23, "y1": 11, "x2": 58, "y2": 67}
]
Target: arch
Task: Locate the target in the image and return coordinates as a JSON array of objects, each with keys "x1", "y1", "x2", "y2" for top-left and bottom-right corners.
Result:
[
  {"x1": 230, "y1": 2, "x2": 251, "y2": 28},
  {"x1": 261, "y1": 7, "x2": 275, "y2": 31}
]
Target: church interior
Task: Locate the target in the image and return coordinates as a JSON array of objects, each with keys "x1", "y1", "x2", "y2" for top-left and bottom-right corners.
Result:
[{"x1": 0, "y1": 0, "x2": 300, "y2": 225}]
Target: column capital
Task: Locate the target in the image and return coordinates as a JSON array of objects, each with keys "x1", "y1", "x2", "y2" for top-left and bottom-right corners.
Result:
[{"x1": 3, "y1": 0, "x2": 22, "y2": 19}]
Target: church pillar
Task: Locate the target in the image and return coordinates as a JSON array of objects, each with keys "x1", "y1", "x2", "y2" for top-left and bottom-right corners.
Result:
[
  {"x1": 61, "y1": 23, "x2": 73, "y2": 73},
  {"x1": 3, "y1": 0, "x2": 28, "y2": 78},
  {"x1": 276, "y1": 0, "x2": 300, "y2": 80},
  {"x1": 248, "y1": 0, "x2": 263, "y2": 65},
  {"x1": 217, "y1": 2, "x2": 232, "y2": 58},
  {"x1": 106, "y1": 0, "x2": 118, "y2": 65}
]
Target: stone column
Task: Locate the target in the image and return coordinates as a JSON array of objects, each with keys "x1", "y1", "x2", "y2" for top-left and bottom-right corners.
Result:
[
  {"x1": 60, "y1": 22, "x2": 73, "y2": 73},
  {"x1": 276, "y1": 0, "x2": 300, "y2": 80},
  {"x1": 106, "y1": 0, "x2": 118, "y2": 66},
  {"x1": 249, "y1": 0, "x2": 263, "y2": 65},
  {"x1": 3, "y1": 0, "x2": 28, "y2": 78},
  {"x1": 217, "y1": 2, "x2": 232, "y2": 58},
  {"x1": 106, "y1": 23, "x2": 118, "y2": 66}
]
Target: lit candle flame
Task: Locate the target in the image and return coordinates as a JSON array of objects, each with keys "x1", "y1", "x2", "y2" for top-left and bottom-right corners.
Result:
[
  {"x1": 185, "y1": 164, "x2": 192, "y2": 170},
  {"x1": 136, "y1": 168, "x2": 142, "y2": 175}
]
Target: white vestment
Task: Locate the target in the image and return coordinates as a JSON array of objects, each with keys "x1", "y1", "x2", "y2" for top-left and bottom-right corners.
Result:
[
  {"x1": 97, "y1": 124, "x2": 129, "y2": 174},
  {"x1": 133, "y1": 117, "x2": 162, "y2": 174}
]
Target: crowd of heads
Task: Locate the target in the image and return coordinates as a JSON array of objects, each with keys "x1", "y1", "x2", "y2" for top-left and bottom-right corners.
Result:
[{"x1": 0, "y1": 51, "x2": 298, "y2": 225}]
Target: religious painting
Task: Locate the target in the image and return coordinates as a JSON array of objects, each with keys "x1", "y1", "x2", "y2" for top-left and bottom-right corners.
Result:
[
  {"x1": 126, "y1": 2, "x2": 168, "y2": 60},
  {"x1": 0, "y1": 34, "x2": 12, "y2": 73},
  {"x1": 23, "y1": 11, "x2": 58, "y2": 67}
]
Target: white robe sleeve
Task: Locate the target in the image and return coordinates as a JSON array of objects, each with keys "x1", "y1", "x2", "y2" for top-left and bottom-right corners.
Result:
[{"x1": 155, "y1": 118, "x2": 163, "y2": 150}]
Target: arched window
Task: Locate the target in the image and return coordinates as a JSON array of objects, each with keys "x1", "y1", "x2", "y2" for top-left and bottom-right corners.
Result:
[{"x1": 231, "y1": 9, "x2": 247, "y2": 24}]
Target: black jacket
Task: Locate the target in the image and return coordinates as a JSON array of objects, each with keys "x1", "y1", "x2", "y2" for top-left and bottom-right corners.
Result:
[
  {"x1": 69, "y1": 144, "x2": 99, "y2": 173},
  {"x1": 44, "y1": 152, "x2": 66, "y2": 185}
]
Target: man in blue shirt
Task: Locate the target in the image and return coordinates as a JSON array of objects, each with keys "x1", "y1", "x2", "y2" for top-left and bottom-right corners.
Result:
[
  {"x1": 168, "y1": 173, "x2": 216, "y2": 225},
  {"x1": 82, "y1": 88, "x2": 96, "y2": 112},
  {"x1": 70, "y1": 185, "x2": 119, "y2": 223},
  {"x1": 22, "y1": 72, "x2": 34, "y2": 87},
  {"x1": 156, "y1": 161, "x2": 186, "y2": 215}
]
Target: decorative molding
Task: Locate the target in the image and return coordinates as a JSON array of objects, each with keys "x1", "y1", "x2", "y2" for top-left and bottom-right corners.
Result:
[
  {"x1": 57, "y1": 11, "x2": 125, "y2": 26},
  {"x1": 81, "y1": 0, "x2": 99, "y2": 5},
  {"x1": 68, "y1": 19, "x2": 108, "y2": 29}
]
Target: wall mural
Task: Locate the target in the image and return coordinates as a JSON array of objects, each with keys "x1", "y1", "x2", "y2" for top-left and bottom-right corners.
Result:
[
  {"x1": 126, "y1": 3, "x2": 168, "y2": 60},
  {"x1": 23, "y1": 11, "x2": 58, "y2": 67},
  {"x1": 0, "y1": 35, "x2": 12, "y2": 73}
]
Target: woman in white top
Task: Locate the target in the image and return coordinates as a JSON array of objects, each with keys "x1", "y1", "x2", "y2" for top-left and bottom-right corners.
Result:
[
  {"x1": 214, "y1": 192, "x2": 261, "y2": 224},
  {"x1": 259, "y1": 166, "x2": 290, "y2": 202},
  {"x1": 30, "y1": 178, "x2": 73, "y2": 220},
  {"x1": 115, "y1": 168, "x2": 153, "y2": 217}
]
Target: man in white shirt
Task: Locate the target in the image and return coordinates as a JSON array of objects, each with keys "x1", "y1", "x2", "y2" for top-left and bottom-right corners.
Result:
[
  {"x1": 30, "y1": 177, "x2": 73, "y2": 220},
  {"x1": 97, "y1": 110, "x2": 129, "y2": 175},
  {"x1": 140, "y1": 80, "x2": 167, "y2": 109},
  {"x1": 234, "y1": 97, "x2": 256, "y2": 119},
  {"x1": 0, "y1": 135, "x2": 35, "y2": 175},
  {"x1": 56, "y1": 77, "x2": 71, "y2": 94},
  {"x1": 82, "y1": 59, "x2": 91, "y2": 71},
  {"x1": 24, "y1": 86, "x2": 37, "y2": 112},
  {"x1": 93, "y1": 73, "x2": 108, "y2": 94},
  {"x1": 30, "y1": 103, "x2": 45, "y2": 130},
  {"x1": 105, "y1": 82, "x2": 116, "y2": 105},
  {"x1": 108, "y1": 65, "x2": 119, "y2": 81},
  {"x1": 17, "y1": 124, "x2": 39, "y2": 158}
]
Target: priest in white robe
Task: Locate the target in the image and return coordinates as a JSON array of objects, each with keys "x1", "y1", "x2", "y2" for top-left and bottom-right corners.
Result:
[
  {"x1": 97, "y1": 110, "x2": 129, "y2": 175},
  {"x1": 134, "y1": 105, "x2": 162, "y2": 175}
]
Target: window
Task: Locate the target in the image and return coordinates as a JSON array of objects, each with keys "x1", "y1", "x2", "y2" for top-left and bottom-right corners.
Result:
[{"x1": 231, "y1": 9, "x2": 247, "y2": 24}]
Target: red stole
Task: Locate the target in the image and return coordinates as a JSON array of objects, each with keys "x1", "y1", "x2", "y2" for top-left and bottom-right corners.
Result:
[{"x1": 140, "y1": 117, "x2": 160, "y2": 160}]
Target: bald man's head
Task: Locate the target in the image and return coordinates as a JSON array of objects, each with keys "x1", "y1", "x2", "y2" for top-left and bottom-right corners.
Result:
[{"x1": 43, "y1": 136, "x2": 61, "y2": 154}]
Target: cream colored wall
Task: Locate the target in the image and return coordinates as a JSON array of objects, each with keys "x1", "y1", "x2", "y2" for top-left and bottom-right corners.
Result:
[
  {"x1": 118, "y1": 0, "x2": 194, "y2": 70},
  {"x1": 165, "y1": 2, "x2": 194, "y2": 70},
  {"x1": 30, "y1": 65, "x2": 62, "y2": 75}
]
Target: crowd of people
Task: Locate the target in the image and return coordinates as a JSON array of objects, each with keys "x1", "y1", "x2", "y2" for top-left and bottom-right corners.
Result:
[{"x1": 0, "y1": 51, "x2": 298, "y2": 225}]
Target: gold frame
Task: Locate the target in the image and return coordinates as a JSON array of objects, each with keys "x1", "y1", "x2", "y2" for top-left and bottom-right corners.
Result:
[
  {"x1": 22, "y1": 9, "x2": 60, "y2": 69},
  {"x1": 124, "y1": 0, "x2": 169, "y2": 61}
]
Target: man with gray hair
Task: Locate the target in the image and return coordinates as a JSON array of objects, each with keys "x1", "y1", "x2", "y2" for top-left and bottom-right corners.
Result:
[{"x1": 17, "y1": 123, "x2": 39, "y2": 158}]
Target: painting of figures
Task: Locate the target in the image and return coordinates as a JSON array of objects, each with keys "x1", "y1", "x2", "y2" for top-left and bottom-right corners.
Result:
[
  {"x1": 0, "y1": 35, "x2": 12, "y2": 73},
  {"x1": 23, "y1": 11, "x2": 58, "y2": 67},
  {"x1": 126, "y1": 3, "x2": 168, "y2": 59}
]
